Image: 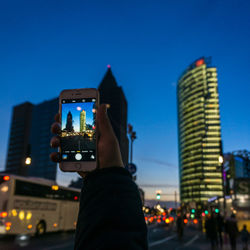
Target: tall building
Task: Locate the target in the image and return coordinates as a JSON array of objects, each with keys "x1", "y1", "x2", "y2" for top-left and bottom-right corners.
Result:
[
  {"x1": 98, "y1": 66, "x2": 129, "y2": 166},
  {"x1": 5, "y1": 102, "x2": 33, "y2": 176},
  {"x1": 5, "y1": 98, "x2": 58, "y2": 180},
  {"x1": 28, "y1": 98, "x2": 58, "y2": 180},
  {"x1": 177, "y1": 57, "x2": 223, "y2": 204},
  {"x1": 65, "y1": 111, "x2": 74, "y2": 132},
  {"x1": 224, "y1": 150, "x2": 250, "y2": 194},
  {"x1": 80, "y1": 110, "x2": 86, "y2": 132}
]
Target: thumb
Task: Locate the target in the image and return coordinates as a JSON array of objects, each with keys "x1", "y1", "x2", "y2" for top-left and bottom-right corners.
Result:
[{"x1": 97, "y1": 104, "x2": 115, "y2": 137}]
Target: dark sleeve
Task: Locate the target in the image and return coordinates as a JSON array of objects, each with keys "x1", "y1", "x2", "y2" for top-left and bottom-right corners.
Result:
[{"x1": 74, "y1": 167, "x2": 148, "y2": 250}]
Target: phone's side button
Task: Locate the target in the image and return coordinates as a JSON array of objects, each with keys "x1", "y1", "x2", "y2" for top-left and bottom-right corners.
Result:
[{"x1": 75, "y1": 163, "x2": 81, "y2": 170}]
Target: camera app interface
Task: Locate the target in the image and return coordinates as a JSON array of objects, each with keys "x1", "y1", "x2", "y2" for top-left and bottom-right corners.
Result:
[{"x1": 61, "y1": 98, "x2": 96, "y2": 162}]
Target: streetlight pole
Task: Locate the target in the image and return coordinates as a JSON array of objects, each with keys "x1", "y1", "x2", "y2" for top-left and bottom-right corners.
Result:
[
  {"x1": 219, "y1": 140, "x2": 226, "y2": 215},
  {"x1": 128, "y1": 124, "x2": 137, "y2": 164}
]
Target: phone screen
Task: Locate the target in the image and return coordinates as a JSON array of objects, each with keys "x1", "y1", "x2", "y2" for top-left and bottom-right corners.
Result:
[{"x1": 60, "y1": 98, "x2": 96, "y2": 162}]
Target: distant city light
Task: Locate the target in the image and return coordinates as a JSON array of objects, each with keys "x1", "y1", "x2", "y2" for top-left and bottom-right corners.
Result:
[
  {"x1": 51, "y1": 185, "x2": 59, "y2": 191},
  {"x1": 0, "y1": 212, "x2": 8, "y2": 218},
  {"x1": 19, "y1": 211, "x2": 25, "y2": 220},
  {"x1": 1, "y1": 185, "x2": 8, "y2": 192},
  {"x1": 219, "y1": 155, "x2": 223, "y2": 164},
  {"x1": 3, "y1": 176, "x2": 10, "y2": 181},
  {"x1": 26, "y1": 212, "x2": 32, "y2": 220}
]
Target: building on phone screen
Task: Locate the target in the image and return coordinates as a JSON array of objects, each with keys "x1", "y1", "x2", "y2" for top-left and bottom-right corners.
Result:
[
  {"x1": 177, "y1": 57, "x2": 223, "y2": 206},
  {"x1": 65, "y1": 111, "x2": 74, "y2": 132},
  {"x1": 80, "y1": 110, "x2": 86, "y2": 132}
]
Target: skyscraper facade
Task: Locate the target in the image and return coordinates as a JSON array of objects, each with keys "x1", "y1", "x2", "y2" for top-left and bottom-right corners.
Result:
[
  {"x1": 5, "y1": 98, "x2": 58, "y2": 180},
  {"x1": 5, "y1": 102, "x2": 33, "y2": 176},
  {"x1": 28, "y1": 98, "x2": 58, "y2": 180},
  {"x1": 177, "y1": 57, "x2": 223, "y2": 204},
  {"x1": 98, "y1": 67, "x2": 129, "y2": 166}
]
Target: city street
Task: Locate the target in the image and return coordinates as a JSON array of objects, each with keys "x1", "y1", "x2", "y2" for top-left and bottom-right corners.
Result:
[{"x1": 0, "y1": 224, "x2": 247, "y2": 250}]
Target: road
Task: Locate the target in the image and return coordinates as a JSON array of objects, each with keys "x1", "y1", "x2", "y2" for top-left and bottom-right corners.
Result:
[{"x1": 0, "y1": 224, "x2": 247, "y2": 249}]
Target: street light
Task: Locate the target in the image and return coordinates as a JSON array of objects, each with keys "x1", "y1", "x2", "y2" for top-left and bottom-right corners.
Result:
[
  {"x1": 219, "y1": 155, "x2": 223, "y2": 164},
  {"x1": 128, "y1": 124, "x2": 137, "y2": 164},
  {"x1": 219, "y1": 139, "x2": 226, "y2": 216},
  {"x1": 25, "y1": 157, "x2": 31, "y2": 165}
]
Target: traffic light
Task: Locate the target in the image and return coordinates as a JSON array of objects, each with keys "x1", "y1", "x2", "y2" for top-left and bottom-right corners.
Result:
[
  {"x1": 215, "y1": 208, "x2": 219, "y2": 214},
  {"x1": 156, "y1": 193, "x2": 161, "y2": 200},
  {"x1": 190, "y1": 214, "x2": 195, "y2": 219},
  {"x1": 191, "y1": 209, "x2": 195, "y2": 213},
  {"x1": 205, "y1": 210, "x2": 208, "y2": 215}
]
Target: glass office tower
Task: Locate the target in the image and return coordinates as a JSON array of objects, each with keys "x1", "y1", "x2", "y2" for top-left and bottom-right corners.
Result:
[{"x1": 177, "y1": 57, "x2": 223, "y2": 204}]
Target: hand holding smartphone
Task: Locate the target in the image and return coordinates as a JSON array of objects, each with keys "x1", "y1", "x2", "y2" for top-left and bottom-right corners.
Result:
[
  {"x1": 50, "y1": 88, "x2": 124, "y2": 175},
  {"x1": 59, "y1": 88, "x2": 99, "y2": 172}
]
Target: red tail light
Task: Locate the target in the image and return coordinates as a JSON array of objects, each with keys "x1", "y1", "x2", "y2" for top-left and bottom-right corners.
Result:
[
  {"x1": 193, "y1": 219, "x2": 198, "y2": 224},
  {"x1": 0, "y1": 212, "x2": 8, "y2": 218},
  {"x1": 3, "y1": 176, "x2": 10, "y2": 181}
]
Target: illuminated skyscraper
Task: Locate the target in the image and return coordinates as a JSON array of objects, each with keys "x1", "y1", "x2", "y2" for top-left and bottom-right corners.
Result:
[
  {"x1": 80, "y1": 110, "x2": 86, "y2": 132},
  {"x1": 177, "y1": 57, "x2": 223, "y2": 204}
]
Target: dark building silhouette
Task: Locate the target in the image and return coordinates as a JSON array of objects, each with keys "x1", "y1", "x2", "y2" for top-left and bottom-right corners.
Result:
[
  {"x1": 5, "y1": 102, "x2": 33, "y2": 176},
  {"x1": 5, "y1": 98, "x2": 58, "y2": 180},
  {"x1": 65, "y1": 111, "x2": 74, "y2": 132},
  {"x1": 28, "y1": 98, "x2": 58, "y2": 180},
  {"x1": 98, "y1": 67, "x2": 129, "y2": 166}
]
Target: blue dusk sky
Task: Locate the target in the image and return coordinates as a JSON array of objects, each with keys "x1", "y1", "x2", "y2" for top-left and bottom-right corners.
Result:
[
  {"x1": 0, "y1": 0, "x2": 250, "y2": 201},
  {"x1": 62, "y1": 102, "x2": 94, "y2": 132}
]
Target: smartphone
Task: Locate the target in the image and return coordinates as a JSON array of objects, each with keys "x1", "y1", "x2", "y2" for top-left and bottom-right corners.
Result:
[{"x1": 59, "y1": 88, "x2": 99, "y2": 172}]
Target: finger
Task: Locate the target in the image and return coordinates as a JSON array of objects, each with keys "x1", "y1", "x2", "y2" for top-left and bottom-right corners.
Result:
[
  {"x1": 51, "y1": 122, "x2": 61, "y2": 134},
  {"x1": 50, "y1": 136, "x2": 60, "y2": 148},
  {"x1": 50, "y1": 152, "x2": 61, "y2": 162},
  {"x1": 55, "y1": 113, "x2": 60, "y2": 123},
  {"x1": 97, "y1": 104, "x2": 114, "y2": 137}
]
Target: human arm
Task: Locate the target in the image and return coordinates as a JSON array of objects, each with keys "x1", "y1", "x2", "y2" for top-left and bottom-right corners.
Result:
[{"x1": 50, "y1": 104, "x2": 148, "y2": 250}]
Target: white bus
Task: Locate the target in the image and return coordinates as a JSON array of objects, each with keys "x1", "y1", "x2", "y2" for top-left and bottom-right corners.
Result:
[{"x1": 0, "y1": 174, "x2": 80, "y2": 235}]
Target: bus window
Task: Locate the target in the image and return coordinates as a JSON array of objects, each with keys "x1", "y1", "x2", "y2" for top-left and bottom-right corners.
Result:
[{"x1": 14, "y1": 179, "x2": 80, "y2": 202}]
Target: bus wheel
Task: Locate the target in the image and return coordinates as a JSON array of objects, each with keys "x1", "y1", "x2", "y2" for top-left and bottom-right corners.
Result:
[{"x1": 36, "y1": 221, "x2": 46, "y2": 236}]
